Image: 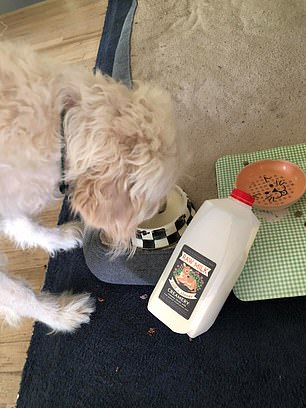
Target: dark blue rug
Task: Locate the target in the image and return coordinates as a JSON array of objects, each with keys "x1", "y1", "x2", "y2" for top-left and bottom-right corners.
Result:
[{"x1": 17, "y1": 1, "x2": 306, "y2": 407}]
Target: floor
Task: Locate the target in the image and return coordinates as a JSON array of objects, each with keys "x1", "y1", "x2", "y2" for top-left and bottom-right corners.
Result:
[
  {"x1": 0, "y1": 1, "x2": 44, "y2": 15},
  {"x1": 0, "y1": 1, "x2": 107, "y2": 406}
]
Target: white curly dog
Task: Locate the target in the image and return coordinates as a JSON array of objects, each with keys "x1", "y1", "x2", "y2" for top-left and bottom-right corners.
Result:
[{"x1": 0, "y1": 41, "x2": 182, "y2": 332}]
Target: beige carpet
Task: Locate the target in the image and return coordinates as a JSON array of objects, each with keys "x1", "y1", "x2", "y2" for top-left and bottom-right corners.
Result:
[{"x1": 132, "y1": 0, "x2": 306, "y2": 208}]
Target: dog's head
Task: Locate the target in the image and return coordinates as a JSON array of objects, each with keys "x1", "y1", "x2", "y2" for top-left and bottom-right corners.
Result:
[{"x1": 62, "y1": 76, "x2": 183, "y2": 253}]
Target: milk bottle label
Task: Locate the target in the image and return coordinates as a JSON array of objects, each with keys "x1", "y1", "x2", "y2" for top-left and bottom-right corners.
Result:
[{"x1": 158, "y1": 245, "x2": 216, "y2": 319}]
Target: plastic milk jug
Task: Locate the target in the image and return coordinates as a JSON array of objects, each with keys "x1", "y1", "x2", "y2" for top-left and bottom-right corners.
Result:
[{"x1": 147, "y1": 189, "x2": 260, "y2": 338}]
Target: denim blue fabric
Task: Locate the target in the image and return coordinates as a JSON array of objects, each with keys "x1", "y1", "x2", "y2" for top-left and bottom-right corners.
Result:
[
  {"x1": 112, "y1": 0, "x2": 137, "y2": 88},
  {"x1": 94, "y1": 0, "x2": 134, "y2": 77}
]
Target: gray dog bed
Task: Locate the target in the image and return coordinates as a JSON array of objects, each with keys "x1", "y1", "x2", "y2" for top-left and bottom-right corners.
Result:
[{"x1": 83, "y1": 228, "x2": 174, "y2": 285}]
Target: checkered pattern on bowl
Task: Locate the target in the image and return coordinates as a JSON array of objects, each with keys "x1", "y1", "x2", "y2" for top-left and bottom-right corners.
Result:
[{"x1": 134, "y1": 199, "x2": 196, "y2": 250}]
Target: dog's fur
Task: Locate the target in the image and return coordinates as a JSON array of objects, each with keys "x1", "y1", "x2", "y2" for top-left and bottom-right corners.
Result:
[{"x1": 0, "y1": 41, "x2": 182, "y2": 332}]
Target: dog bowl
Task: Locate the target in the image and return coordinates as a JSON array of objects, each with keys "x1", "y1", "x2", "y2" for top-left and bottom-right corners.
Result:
[
  {"x1": 133, "y1": 185, "x2": 196, "y2": 250},
  {"x1": 235, "y1": 159, "x2": 306, "y2": 209}
]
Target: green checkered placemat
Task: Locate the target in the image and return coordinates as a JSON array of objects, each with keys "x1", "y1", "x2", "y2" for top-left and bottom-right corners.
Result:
[{"x1": 216, "y1": 143, "x2": 306, "y2": 301}]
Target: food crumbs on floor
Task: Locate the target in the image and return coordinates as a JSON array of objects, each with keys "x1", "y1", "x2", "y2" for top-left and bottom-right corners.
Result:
[{"x1": 147, "y1": 327, "x2": 156, "y2": 336}]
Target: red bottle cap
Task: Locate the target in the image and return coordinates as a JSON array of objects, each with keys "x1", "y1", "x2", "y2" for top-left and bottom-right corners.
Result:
[{"x1": 230, "y1": 188, "x2": 255, "y2": 206}]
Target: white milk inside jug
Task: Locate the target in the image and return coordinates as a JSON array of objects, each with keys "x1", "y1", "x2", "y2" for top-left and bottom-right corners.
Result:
[{"x1": 147, "y1": 189, "x2": 260, "y2": 338}]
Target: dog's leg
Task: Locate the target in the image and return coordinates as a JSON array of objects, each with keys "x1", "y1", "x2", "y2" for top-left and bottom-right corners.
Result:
[
  {"x1": 0, "y1": 254, "x2": 95, "y2": 332},
  {"x1": 0, "y1": 217, "x2": 84, "y2": 254}
]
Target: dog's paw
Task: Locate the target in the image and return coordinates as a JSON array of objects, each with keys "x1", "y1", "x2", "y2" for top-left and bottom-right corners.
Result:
[
  {"x1": 41, "y1": 292, "x2": 96, "y2": 333},
  {"x1": 58, "y1": 221, "x2": 84, "y2": 250},
  {"x1": 44, "y1": 221, "x2": 84, "y2": 254}
]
